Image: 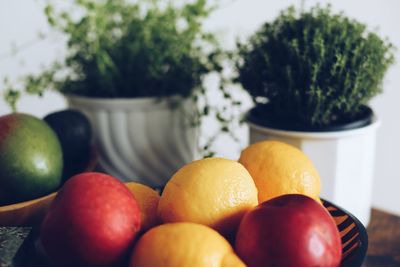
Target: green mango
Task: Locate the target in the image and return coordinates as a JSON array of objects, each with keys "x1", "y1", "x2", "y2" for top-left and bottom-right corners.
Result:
[{"x1": 0, "y1": 113, "x2": 63, "y2": 205}]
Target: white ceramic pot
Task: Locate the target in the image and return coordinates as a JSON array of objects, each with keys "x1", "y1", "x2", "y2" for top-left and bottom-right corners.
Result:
[
  {"x1": 67, "y1": 95, "x2": 200, "y2": 187},
  {"x1": 248, "y1": 118, "x2": 380, "y2": 226}
]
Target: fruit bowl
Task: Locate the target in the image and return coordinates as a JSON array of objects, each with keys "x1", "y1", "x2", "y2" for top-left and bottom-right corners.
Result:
[{"x1": 11, "y1": 198, "x2": 368, "y2": 267}]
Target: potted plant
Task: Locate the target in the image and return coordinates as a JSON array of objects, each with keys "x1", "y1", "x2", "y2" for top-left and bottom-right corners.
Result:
[
  {"x1": 235, "y1": 5, "x2": 395, "y2": 225},
  {"x1": 4, "y1": 0, "x2": 239, "y2": 186}
]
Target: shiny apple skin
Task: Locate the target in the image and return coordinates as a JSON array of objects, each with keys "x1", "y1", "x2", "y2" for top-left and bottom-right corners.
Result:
[
  {"x1": 236, "y1": 194, "x2": 342, "y2": 267},
  {"x1": 40, "y1": 172, "x2": 141, "y2": 267}
]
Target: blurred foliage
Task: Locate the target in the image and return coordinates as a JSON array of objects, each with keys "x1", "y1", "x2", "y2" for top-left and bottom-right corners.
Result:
[
  {"x1": 236, "y1": 5, "x2": 395, "y2": 127},
  {"x1": 5, "y1": 0, "x2": 222, "y2": 102}
]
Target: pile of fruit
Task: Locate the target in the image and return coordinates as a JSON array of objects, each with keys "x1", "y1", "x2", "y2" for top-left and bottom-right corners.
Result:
[{"x1": 0, "y1": 112, "x2": 342, "y2": 267}]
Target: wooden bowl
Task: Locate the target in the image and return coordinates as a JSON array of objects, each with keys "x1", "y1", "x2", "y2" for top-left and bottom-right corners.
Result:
[{"x1": 0, "y1": 193, "x2": 57, "y2": 227}]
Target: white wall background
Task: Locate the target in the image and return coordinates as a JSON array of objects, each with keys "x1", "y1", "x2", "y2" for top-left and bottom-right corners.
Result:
[{"x1": 1, "y1": 0, "x2": 399, "y2": 214}]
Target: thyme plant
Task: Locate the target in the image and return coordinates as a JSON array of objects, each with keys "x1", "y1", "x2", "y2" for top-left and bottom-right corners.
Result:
[{"x1": 236, "y1": 5, "x2": 395, "y2": 127}]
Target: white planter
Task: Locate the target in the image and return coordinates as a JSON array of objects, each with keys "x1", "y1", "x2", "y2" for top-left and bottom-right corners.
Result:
[
  {"x1": 67, "y1": 95, "x2": 200, "y2": 187},
  {"x1": 248, "y1": 118, "x2": 380, "y2": 226}
]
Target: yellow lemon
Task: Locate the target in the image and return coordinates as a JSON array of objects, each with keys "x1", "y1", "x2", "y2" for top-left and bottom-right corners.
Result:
[
  {"x1": 158, "y1": 157, "x2": 258, "y2": 236},
  {"x1": 239, "y1": 140, "x2": 321, "y2": 203},
  {"x1": 125, "y1": 182, "x2": 160, "y2": 231},
  {"x1": 129, "y1": 222, "x2": 245, "y2": 267}
]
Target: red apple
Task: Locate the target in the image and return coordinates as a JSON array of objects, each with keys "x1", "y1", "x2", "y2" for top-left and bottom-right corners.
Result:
[
  {"x1": 40, "y1": 172, "x2": 141, "y2": 267},
  {"x1": 236, "y1": 194, "x2": 342, "y2": 267}
]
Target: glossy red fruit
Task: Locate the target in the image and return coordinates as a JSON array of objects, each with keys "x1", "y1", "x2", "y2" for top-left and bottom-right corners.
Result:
[
  {"x1": 40, "y1": 172, "x2": 141, "y2": 267},
  {"x1": 236, "y1": 194, "x2": 342, "y2": 267}
]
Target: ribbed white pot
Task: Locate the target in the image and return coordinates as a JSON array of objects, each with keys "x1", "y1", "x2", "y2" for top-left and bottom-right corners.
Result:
[
  {"x1": 67, "y1": 95, "x2": 200, "y2": 187},
  {"x1": 249, "y1": 119, "x2": 380, "y2": 226}
]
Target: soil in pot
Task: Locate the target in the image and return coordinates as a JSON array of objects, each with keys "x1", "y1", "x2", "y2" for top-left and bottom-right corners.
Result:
[{"x1": 247, "y1": 104, "x2": 374, "y2": 132}]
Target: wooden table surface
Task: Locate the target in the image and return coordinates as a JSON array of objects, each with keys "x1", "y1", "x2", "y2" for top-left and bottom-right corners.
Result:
[
  {"x1": 1, "y1": 208, "x2": 400, "y2": 266},
  {"x1": 365, "y1": 209, "x2": 400, "y2": 267}
]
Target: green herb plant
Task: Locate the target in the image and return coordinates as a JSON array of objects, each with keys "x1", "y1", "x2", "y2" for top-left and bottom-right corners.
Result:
[
  {"x1": 236, "y1": 5, "x2": 395, "y2": 127},
  {"x1": 3, "y1": 0, "x2": 244, "y2": 157}
]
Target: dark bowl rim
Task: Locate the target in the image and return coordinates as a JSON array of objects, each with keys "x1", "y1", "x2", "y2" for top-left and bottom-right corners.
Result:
[{"x1": 322, "y1": 198, "x2": 369, "y2": 267}]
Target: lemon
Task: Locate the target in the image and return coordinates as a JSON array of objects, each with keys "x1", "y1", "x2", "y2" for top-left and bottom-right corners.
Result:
[
  {"x1": 239, "y1": 140, "x2": 321, "y2": 203},
  {"x1": 158, "y1": 157, "x2": 258, "y2": 236},
  {"x1": 129, "y1": 222, "x2": 245, "y2": 267},
  {"x1": 125, "y1": 182, "x2": 160, "y2": 231}
]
